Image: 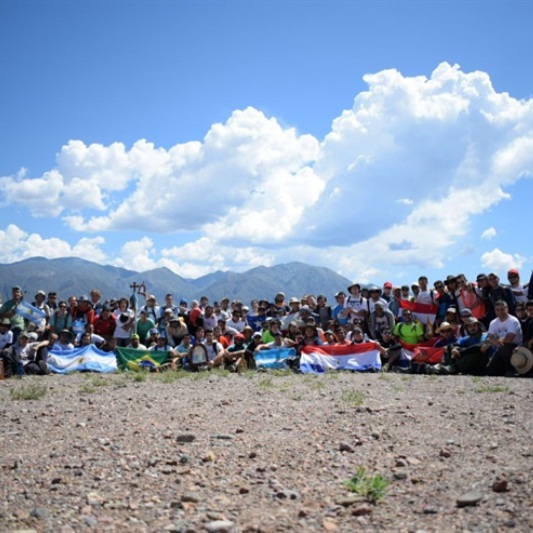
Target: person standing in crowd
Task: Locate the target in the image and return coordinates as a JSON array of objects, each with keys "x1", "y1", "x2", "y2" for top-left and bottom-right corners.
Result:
[
  {"x1": 49, "y1": 301, "x2": 73, "y2": 333},
  {"x1": 507, "y1": 269, "x2": 529, "y2": 305},
  {"x1": 0, "y1": 286, "x2": 25, "y2": 343}
]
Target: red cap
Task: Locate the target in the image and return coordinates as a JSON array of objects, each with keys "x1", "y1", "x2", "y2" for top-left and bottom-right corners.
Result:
[
  {"x1": 508, "y1": 268, "x2": 519, "y2": 276},
  {"x1": 383, "y1": 281, "x2": 393, "y2": 289}
]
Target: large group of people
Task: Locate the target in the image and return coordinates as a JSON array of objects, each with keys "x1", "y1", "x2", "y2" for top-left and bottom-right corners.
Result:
[{"x1": 1, "y1": 268, "x2": 532, "y2": 378}]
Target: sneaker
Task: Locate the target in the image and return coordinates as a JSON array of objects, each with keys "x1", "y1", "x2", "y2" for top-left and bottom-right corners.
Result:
[{"x1": 38, "y1": 361, "x2": 50, "y2": 375}]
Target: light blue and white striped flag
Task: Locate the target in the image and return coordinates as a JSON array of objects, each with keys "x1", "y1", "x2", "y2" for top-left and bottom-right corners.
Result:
[
  {"x1": 254, "y1": 347, "x2": 296, "y2": 370},
  {"x1": 47, "y1": 345, "x2": 117, "y2": 374},
  {"x1": 16, "y1": 301, "x2": 47, "y2": 325}
]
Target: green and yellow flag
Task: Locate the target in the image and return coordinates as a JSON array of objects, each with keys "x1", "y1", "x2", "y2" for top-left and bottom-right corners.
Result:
[{"x1": 116, "y1": 347, "x2": 169, "y2": 371}]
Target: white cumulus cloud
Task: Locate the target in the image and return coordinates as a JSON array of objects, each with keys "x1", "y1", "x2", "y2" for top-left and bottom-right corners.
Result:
[{"x1": 1, "y1": 63, "x2": 533, "y2": 281}]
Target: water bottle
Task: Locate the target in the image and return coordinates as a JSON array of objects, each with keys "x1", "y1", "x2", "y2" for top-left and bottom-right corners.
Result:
[{"x1": 17, "y1": 361, "x2": 24, "y2": 378}]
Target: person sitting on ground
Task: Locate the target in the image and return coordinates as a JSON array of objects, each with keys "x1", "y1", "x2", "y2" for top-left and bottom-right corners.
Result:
[
  {"x1": 204, "y1": 329, "x2": 225, "y2": 367},
  {"x1": 522, "y1": 300, "x2": 533, "y2": 350},
  {"x1": 2, "y1": 331, "x2": 28, "y2": 377},
  {"x1": 334, "y1": 327, "x2": 350, "y2": 346},
  {"x1": 176, "y1": 332, "x2": 193, "y2": 353},
  {"x1": 221, "y1": 333, "x2": 248, "y2": 372},
  {"x1": 145, "y1": 327, "x2": 160, "y2": 348},
  {"x1": 254, "y1": 330, "x2": 291, "y2": 357},
  {"x1": 0, "y1": 318, "x2": 14, "y2": 352},
  {"x1": 442, "y1": 317, "x2": 494, "y2": 375},
  {"x1": 101, "y1": 336, "x2": 118, "y2": 354},
  {"x1": 9, "y1": 332, "x2": 49, "y2": 376},
  {"x1": 244, "y1": 331, "x2": 263, "y2": 369},
  {"x1": 55, "y1": 329, "x2": 75, "y2": 351},
  {"x1": 350, "y1": 326, "x2": 369, "y2": 344},
  {"x1": 324, "y1": 330, "x2": 338, "y2": 346},
  {"x1": 127, "y1": 333, "x2": 147, "y2": 350},
  {"x1": 486, "y1": 300, "x2": 522, "y2": 376},
  {"x1": 75, "y1": 323, "x2": 105, "y2": 348},
  {"x1": 432, "y1": 321, "x2": 457, "y2": 348},
  {"x1": 149, "y1": 332, "x2": 177, "y2": 357},
  {"x1": 379, "y1": 329, "x2": 402, "y2": 372},
  {"x1": 299, "y1": 324, "x2": 323, "y2": 350}
]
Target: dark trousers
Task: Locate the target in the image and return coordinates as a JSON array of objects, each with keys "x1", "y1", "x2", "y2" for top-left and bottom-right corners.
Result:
[{"x1": 486, "y1": 344, "x2": 517, "y2": 376}]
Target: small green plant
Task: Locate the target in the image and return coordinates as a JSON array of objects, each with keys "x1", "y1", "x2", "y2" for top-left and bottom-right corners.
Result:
[
  {"x1": 342, "y1": 389, "x2": 365, "y2": 406},
  {"x1": 10, "y1": 382, "x2": 47, "y2": 401},
  {"x1": 345, "y1": 467, "x2": 389, "y2": 503},
  {"x1": 86, "y1": 375, "x2": 109, "y2": 387},
  {"x1": 471, "y1": 376, "x2": 482, "y2": 383},
  {"x1": 474, "y1": 384, "x2": 509, "y2": 393},
  {"x1": 269, "y1": 368, "x2": 292, "y2": 377},
  {"x1": 154, "y1": 370, "x2": 176, "y2": 384},
  {"x1": 132, "y1": 372, "x2": 147, "y2": 382},
  {"x1": 79, "y1": 383, "x2": 97, "y2": 394},
  {"x1": 258, "y1": 377, "x2": 274, "y2": 389}
]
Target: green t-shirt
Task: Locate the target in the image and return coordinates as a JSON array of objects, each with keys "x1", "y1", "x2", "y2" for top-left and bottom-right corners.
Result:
[
  {"x1": 394, "y1": 321, "x2": 424, "y2": 344},
  {"x1": 0, "y1": 300, "x2": 25, "y2": 329}
]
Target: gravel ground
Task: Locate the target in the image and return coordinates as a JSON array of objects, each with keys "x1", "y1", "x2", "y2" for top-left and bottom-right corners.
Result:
[{"x1": 1, "y1": 370, "x2": 532, "y2": 533}]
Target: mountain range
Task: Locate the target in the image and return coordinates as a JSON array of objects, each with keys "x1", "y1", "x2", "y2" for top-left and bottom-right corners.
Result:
[{"x1": 0, "y1": 257, "x2": 353, "y2": 305}]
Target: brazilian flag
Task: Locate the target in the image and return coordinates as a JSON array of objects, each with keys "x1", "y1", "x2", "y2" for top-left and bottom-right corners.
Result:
[{"x1": 116, "y1": 347, "x2": 169, "y2": 372}]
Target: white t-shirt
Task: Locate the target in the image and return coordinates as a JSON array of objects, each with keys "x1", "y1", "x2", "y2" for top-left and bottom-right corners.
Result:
[
  {"x1": 113, "y1": 309, "x2": 135, "y2": 340},
  {"x1": 416, "y1": 290, "x2": 435, "y2": 306},
  {"x1": 0, "y1": 330, "x2": 13, "y2": 350},
  {"x1": 344, "y1": 295, "x2": 368, "y2": 321},
  {"x1": 488, "y1": 315, "x2": 523, "y2": 345}
]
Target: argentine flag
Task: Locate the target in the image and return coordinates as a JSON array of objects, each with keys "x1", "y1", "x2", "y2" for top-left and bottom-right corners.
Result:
[
  {"x1": 16, "y1": 301, "x2": 47, "y2": 325},
  {"x1": 255, "y1": 347, "x2": 296, "y2": 370},
  {"x1": 48, "y1": 345, "x2": 118, "y2": 374}
]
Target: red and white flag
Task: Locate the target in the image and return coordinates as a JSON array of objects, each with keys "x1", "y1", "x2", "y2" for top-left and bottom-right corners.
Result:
[{"x1": 300, "y1": 343, "x2": 382, "y2": 373}]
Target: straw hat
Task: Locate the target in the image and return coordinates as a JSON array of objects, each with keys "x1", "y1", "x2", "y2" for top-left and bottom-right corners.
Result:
[{"x1": 510, "y1": 347, "x2": 533, "y2": 375}]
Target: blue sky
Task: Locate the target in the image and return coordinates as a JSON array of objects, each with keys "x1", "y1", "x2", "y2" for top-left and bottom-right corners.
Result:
[{"x1": 1, "y1": 0, "x2": 532, "y2": 287}]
